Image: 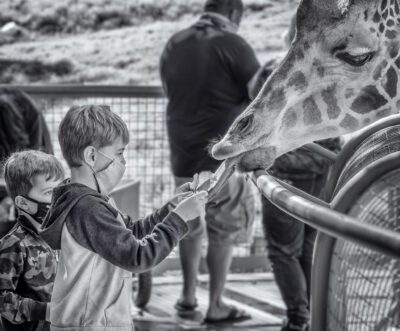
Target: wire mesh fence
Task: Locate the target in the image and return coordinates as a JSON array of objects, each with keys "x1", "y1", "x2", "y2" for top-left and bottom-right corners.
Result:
[
  {"x1": 32, "y1": 88, "x2": 173, "y2": 217},
  {"x1": 21, "y1": 85, "x2": 266, "y2": 259},
  {"x1": 324, "y1": 125, "x2": 400, "y2": 331},
  {"x1": 327, "y1": 170, "x2": 400, "y2": 331}
]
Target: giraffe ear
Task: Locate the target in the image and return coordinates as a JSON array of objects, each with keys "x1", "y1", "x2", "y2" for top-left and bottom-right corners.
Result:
[{"x1": 313, "y1": 0, "x2": 352, "y2": 16}]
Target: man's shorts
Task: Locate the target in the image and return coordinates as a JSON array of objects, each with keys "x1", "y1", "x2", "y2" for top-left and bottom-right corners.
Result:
[{"x1": 174, "y1": 173, "x2": 255, "y2": 245}]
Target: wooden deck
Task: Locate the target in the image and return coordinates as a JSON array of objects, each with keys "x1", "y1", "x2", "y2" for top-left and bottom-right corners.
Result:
[{"x1": 132, "y1": 273, "x2": 285, "y2": 331}]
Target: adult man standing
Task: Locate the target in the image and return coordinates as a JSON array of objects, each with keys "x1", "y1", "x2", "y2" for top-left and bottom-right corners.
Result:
[{"x1": 160, "y1": 0, "x2": 260, "y2": 323}]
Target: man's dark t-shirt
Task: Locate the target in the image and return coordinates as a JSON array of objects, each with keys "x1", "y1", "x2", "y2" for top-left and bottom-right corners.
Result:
[{"x1": 160, "y1": 23, "x2": 260, "y2": 177}]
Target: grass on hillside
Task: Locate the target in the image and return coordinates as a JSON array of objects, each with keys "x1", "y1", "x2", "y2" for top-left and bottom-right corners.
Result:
[{"x1": 0, "y1": 0, "x2": 298, "y2": 85}]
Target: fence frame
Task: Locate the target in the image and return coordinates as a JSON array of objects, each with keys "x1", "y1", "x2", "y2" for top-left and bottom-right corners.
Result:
[
  {"x1": 8, "y1": 84, "x2": 270, "y2": 272},
  {"x1": 3, "y1": 84, "x2": 165, "y2": 98}
]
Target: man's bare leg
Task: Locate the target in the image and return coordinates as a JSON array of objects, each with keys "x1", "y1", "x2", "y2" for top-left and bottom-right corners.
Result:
[
  {"x1": 205, "y1": 242, "x2": 234, "y2": 319},
  {"x1": 178, "y1": 236, "x2": 202, "y2": 306}
]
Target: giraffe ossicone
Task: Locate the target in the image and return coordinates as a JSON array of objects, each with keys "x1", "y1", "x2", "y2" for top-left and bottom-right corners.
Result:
[{"x1": 212, "y1": 0, "x2": 400, "y2": 172}]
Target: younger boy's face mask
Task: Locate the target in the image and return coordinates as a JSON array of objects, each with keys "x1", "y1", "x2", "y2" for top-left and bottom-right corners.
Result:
[
  {"x1": 91, "y1": 150, "x2": 126, "y2": 195},
  {"x1": 21, "y1": 196, "x2": 50, "y2": 224}
]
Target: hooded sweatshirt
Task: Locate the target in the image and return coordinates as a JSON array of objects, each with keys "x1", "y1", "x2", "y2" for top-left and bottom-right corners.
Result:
[{"x1": 41, "y1": 182, "x2": 188, "y2": 331}]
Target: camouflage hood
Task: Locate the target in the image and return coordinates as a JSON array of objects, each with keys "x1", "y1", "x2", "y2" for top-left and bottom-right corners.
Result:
[{"x1": 40, "y1": 181, "x2": 101, "y2": 250}]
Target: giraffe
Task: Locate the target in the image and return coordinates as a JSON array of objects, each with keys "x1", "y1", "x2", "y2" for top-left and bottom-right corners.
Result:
[{"x1": 211, "y1": 0, "x2": 400, "y2": 172}]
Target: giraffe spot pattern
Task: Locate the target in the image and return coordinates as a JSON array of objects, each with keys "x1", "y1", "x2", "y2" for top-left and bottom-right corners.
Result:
[
  {"x1": 395, "y1": 56, "x2": 400, "y2": 69},
  {"x1": 395, "y1": 0, "x2": 400, "y2": 15},
  {"x1": 381, "y1": 0, "x2": 388, "y2": 11},
  {"x1": 269, "y1": 87, "x2": 287, "y2": 111},
  {"x1": 380, "y1": 23, "x2": 385, "y2": 33},
  {"x1": 280, "y1": 108, "x2": 297, "y2": 130},
  {"x1": 397, "y1": 100, "x2": 400, "y2": 110},
  {"x1": 386, "y1": 30, "x2": 397, "y2": 39},
  {"x1": 303, "y1": 96, "x2": 322, "y2": 125},
  {"x1": 321, "y1": 86, "x2": 341, "y2": 119},
  {"x1": 389, "y1": 42, "x2": 400, "y2": 58},
  {"x1": 340, "y1": 114, "x2": 359, "y2": 130},
  {"x1": 287, "y1": 71, "x2": 308, "y2": 92},
  {"x1": 382, "y1": 10, "x2": 389, "y2": 20},
  {"x1": 296, "y1": 50, "x2": 305, "y2": 60},
  {"x1": 312, "y1": 59, "x2": 325, "y2": 78},
  {"x1": 373, "y1": 11, "x2": 381, "y2": 23},
  {"x1": 278, "y1": 59, "x2": 295, "y2": 81},
  {"x1": 373, "y1": 59, "x2": 388, "y2": 80},
  {"x1": 350, "y1": 85, "x2": 388, "y2": 114},
  {"x1": 387, "y1": 19, "x2": 395, "y2": 27},
  {"x1": 383, "y1": 66, "x2": 397, "y2": 98}
]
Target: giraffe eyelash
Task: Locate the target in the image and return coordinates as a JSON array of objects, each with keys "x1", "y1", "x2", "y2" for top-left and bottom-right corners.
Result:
[{"x1": 336, "y1": 51, "x2": 375, "y2": 67}]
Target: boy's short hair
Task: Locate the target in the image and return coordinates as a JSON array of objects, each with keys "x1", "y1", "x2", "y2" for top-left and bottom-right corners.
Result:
[
  {"x1": 3, "y1": 150, "x2": 65, "y2": 201},
  {"x1": 59, "y1": 105, "x2": 129, "y2": 168}
]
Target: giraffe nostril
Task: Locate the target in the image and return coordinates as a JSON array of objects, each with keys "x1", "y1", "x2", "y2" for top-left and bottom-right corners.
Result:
[{"x1": 234, "y1": 114, "x2": 254, "y2": 134}]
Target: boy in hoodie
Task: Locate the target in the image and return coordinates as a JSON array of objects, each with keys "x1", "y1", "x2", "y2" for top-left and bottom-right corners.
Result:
[
  {"x1": 41, "y1": 105, "x2": 208, "y2": 331},
  {"x1": 0, "y1": 150, "x2": 65, "y2": 331}
]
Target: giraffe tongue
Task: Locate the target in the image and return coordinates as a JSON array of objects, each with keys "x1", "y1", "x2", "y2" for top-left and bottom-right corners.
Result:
[{"x1": 206, "y1": 158, "x2": 238, "y2": 201}]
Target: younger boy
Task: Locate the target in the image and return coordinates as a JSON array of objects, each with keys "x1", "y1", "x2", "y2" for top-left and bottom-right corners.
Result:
[
  {"x1": 41, "y1": 105, "x2": 208, "y2": 331},
  {"x1": 0, "y1": 150, "x2": 64, "y2": 331}
]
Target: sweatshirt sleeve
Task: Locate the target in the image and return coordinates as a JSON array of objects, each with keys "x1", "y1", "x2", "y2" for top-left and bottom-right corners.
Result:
[
  {"x1": 126, "y1": 203, "x2": 171, "y2": 239},
  {"x1": 0, "y1": 238, "x2": 47, "y2": 323},
  {"x1": 66, "y1": 196, "x2": 188, "y2": 272}
]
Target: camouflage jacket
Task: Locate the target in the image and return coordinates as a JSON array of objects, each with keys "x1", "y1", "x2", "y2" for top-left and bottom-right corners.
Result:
[{"x1": 0, "y1": 213, "x2": 57, "y2": 331}]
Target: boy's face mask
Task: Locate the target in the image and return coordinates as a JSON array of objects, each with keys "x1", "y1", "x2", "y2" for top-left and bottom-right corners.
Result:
[
  {"x1": 91, "y1": 150, "x2": 126, "y2": 195},
  {"x1": 21, "y1": 195, "x2": 50, "y2": 224}
]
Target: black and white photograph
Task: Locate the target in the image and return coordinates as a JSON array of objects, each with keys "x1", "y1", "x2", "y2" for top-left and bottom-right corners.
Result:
[{"x1": 0, "y1": 0, "x2": 400, "y2": 330}]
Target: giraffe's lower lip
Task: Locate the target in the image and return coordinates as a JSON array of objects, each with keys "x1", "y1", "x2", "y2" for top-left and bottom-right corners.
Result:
[{"x1": 235, "y1": 146, "x2": 277, "y2": 172}]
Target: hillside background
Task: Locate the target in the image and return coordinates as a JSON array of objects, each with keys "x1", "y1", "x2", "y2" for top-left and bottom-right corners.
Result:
[{"x1": 0, "y1": 0, "x2": 298, "y2": 85}]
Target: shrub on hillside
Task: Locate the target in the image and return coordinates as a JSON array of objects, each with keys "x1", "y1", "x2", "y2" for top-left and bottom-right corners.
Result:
[{"x1": 0, "y1": 0, "x2": 281, "y2": 35}]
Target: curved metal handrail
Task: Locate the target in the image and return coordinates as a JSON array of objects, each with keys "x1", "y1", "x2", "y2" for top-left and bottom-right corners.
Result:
[{"x1": 256, "y1": 173, "x2": 400, "y2": 259}]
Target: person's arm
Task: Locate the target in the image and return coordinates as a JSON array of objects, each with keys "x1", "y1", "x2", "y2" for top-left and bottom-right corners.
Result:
[
  {"x1": 225, "y1": 35, "x2": 261, "y2": 100},
  {"x1": 0, "y1": 240, "x2": 47, "y2": 323},
  {"x1": 66, "y1": 196, "x2": 189, "y2": 272},
  {"x1": 125, "y1": 203, "x2": 172, "y2": 239}
]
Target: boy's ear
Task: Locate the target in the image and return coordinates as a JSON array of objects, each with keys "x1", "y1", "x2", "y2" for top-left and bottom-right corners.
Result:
[
  {"x1": 15, "y1": 196, "x2": 36, "y2": 214},
  {"x1": 83, "y1": 146, "x2": 97, "y2": 167}
]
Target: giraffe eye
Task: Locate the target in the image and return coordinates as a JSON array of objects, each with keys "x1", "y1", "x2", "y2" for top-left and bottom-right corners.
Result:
[{"x1": 336, "y1": 52, "x2": 375, "y2": 67}]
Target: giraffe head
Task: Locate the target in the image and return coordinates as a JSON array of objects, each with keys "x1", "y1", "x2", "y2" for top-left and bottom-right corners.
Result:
[{"x1": 212, "y1": 0, "x2": 400, "y2": 171}]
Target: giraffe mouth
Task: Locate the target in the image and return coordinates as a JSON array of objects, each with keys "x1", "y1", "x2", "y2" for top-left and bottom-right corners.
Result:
[
  {"x1": 215, "y1": 145, "x2": 277, "y2": 173},
  {"x1": 233, "y1": 146, "x2": 277, "y2": 172}
]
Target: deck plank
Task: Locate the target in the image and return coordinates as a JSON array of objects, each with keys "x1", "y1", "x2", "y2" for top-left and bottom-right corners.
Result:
[{"x1": 132, "y1": 274, "x2": 284, "y2": 330}]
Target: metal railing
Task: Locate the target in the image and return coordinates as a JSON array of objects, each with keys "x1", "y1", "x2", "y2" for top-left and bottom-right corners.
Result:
[
  {"x1": 255, "y1": 172, "x2": 400, "y2": 259},
  {"x1": 253, "y1": 117, "x2": 400, "y2": 331}
]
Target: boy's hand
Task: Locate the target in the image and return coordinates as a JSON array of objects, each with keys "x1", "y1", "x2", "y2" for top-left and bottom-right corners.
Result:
[
  {"x1": 173, "y1": 191, "x2": 208, "y2": 222},
  {"x1": 169, "y1": 172, "x2": 211, "y2": 208}
]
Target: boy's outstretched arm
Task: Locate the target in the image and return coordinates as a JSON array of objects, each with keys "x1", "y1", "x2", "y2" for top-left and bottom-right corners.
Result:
[
  {"x1": 124, "y1": 203, "x2": 172, "y2": 239},
  {"x1": 0, "y1": 238, "x2": 48, "y2": 323},
  {"x1": 66, "y1": 196, "x2": 189, "y2": 272}
]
